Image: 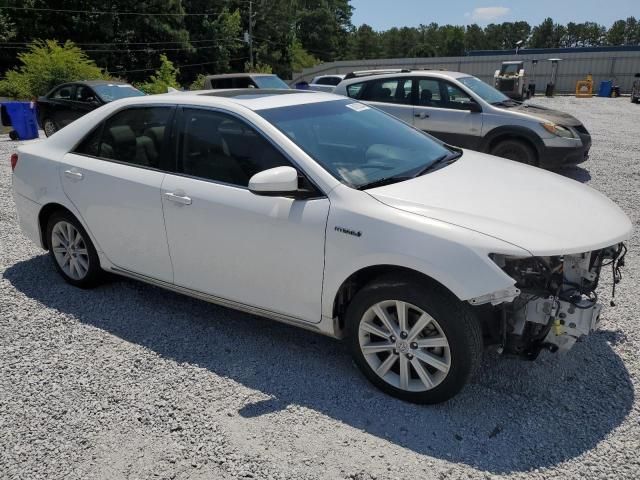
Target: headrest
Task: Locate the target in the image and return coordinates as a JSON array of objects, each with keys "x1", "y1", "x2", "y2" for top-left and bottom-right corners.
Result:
[{"x1": 108, "y1": 125, "x2": 136, "y2": 146}]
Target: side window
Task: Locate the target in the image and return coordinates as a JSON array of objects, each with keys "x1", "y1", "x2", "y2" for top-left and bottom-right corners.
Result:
[
  {"x1": 317, "y1": 77, "x2": 341, "y2": 86},
  {"x1": 360, "y1": 78, "x2": 412, "y2": 104},
  {"x1": 87, "y1": 107, "x2": 173, "y2": 168},
  {"x1": 74, "y1": 125, "x2": 104, "y2": 157},
  {"x1": 232, "y1": 77, "x2": 254, "y2": 88},
  {"x1": 179, "y1": 108, "x2": 291, "y2": 187},
  {"x1": 417, "y1": 79, "x2": 443, "y2": 107},
  {"x1": 441, "y1": 82, "x2": 474, "y2": 110},
  {"x1": 346, "y1": 83, "x2": 364, "y2": 98},
  {"x1": 75, "y1": 86, "x2": 97, "y2": 103},
  {"x1": 51, "y1": 86, "x2": 73, "y2": 100}
]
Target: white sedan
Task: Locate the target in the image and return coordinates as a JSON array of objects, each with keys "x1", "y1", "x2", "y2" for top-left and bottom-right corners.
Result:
[{"x1": 11, "y1": 90, "x2": 631, "y2": 403}]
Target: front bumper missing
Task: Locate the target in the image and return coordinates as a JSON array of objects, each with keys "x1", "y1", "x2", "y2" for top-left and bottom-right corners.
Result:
[
  {"x1": 512, "y1": 295, "x2": 602, "y2": 353},
  {"x1": 469, "y1": 286, "x2": 521, "y2": 306}
]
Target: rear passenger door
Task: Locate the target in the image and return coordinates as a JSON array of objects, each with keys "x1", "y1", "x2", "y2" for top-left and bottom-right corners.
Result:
[
  {"x1": 46, "y1": 84, "x2": 78, "y2": 127},
  {"x1": 69, "y1": 85, "x2": 101, "y2": 122},
  {"x1": 160, "y1": 107, "x2": 329, "y2": 323},
  {"x1": 352, "y1": 77, "x2": 414, "y2": 124},
  {"x1": 60, "y1": 106, "x2": 176, "y2": 282},
  {"x1": 412, "y1": 78, "x2": 482, "y2": 149}
]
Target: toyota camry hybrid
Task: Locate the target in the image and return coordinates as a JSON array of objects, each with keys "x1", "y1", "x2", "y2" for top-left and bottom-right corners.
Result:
[{"x1": 11, "y1": 89, "x2": 631, "y2": 403}]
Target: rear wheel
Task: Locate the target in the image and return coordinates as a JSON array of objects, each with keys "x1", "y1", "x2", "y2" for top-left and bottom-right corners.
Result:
[
  {"x1": 346, "y1": 276, "x2": 482, "y2": 404},
  {"x1": 490, "y1": 139, "x2": 537, "y2": 166},
  {"x1": 43, "y1": 118, "x2": 58, "y2": 137},
  {"x1": 46, "y1": 211, "x2": 102, "y2": 288}
]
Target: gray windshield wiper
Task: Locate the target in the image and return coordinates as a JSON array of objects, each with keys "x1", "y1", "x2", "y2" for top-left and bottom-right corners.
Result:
[
  {"x1": 414, "y1": 151, "x2": 462, "y2": 177},
  {"x1": 491, "y1": 99, "x2": 521, "y2": 107},
  {"x1": 356, "y1": 176, "x2": 412, "y2": 190}
]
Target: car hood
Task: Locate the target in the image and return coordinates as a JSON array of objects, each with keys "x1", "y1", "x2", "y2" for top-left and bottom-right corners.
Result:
[
  {"x1": 367, "y1": 151, "x2": 632, "y2": 256},
  {"x1": 507, "y1": 102, "x2": 584, "y2": 127}
]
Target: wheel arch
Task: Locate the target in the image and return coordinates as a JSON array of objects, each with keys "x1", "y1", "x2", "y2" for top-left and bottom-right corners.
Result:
[
  {"x1": 38, "y1": 203, "x2": 77, "y2": 250},
  {"x1": 480, "y1": 125, "x2": 543, "y2": 160},
  {"x1": 331, "y1": 264, "x2": 457, "y2": 334}
]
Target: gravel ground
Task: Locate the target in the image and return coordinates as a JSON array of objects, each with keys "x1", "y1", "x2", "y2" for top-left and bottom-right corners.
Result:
[{"x1": 1, "y1": 96, "x2": 639, "y2": 480}]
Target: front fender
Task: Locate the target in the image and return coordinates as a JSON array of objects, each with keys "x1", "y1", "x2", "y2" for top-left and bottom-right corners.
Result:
[{"x1": 321, "y1": 186, "x2": 528, "y2": 318}]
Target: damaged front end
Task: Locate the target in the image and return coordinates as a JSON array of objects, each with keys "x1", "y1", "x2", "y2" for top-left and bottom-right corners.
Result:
[{"x1": 473, "y1": 243, "x2": 627, "y2": 359}]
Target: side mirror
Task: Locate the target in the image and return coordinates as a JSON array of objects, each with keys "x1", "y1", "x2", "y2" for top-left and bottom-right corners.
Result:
[
  {"x1": 249, "y1": 166, "x2": 299, "y2": 197},
  {"x1": 468, "y1": 101, "x2": 482, "y2": 113}
]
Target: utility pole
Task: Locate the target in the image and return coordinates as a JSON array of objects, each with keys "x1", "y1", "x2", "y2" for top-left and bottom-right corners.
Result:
[{"x1": 249, "y1": 0, "x2": 254, "y2": 70}]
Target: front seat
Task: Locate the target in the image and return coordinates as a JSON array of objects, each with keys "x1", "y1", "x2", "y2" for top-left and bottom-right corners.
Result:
[{"x1": 420, "y1": 89, "x2": 433, "y2": 106}]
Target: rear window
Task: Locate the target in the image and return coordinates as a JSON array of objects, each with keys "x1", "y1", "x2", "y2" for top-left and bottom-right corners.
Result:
[
  {"x1": 252, "y1": 76, "x2": 289, "y2": 89},
  {"x1": 93, "y1": 84, "x2": 145, "y2": 102},
  {"x1": 316, "y1": 76, "x2": 342, "y2": 86}
]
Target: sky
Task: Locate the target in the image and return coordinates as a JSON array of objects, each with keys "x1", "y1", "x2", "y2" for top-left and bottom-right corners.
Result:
[{"x1": 349, "y1": 0, "x2": 639, "y2": 30}]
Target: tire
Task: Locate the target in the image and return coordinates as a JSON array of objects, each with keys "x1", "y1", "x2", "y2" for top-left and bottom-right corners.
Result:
[
  {"x1": 345, "y1": 275, "x2": 482, "y2": 404},
  {"x1": 490, "y1": 139, "x2": 537, "y2": 166},
  {"x1": 43, "y1": 118, "x2": 58, "y2": 137},
  {"x1": 46, "y1": 211, "x2": 102, "y2": 288},
  {"x1": 8, "y1": 130, "x2": 19, "y2": 140}
]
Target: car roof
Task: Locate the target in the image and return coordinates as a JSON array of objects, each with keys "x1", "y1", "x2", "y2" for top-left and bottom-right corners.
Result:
[
  {"x1": 78, "y1": 80, "x2": 130, "y2": 87},
  {"x1": 121, "y1": 88, "x2": 344, "y2": 111},
  {"x1": 205, "y1": 73, "x2": 278, "y2": 79},
  {"x1": 339, "y1": 70, "x2": 470, "y2": 84}
]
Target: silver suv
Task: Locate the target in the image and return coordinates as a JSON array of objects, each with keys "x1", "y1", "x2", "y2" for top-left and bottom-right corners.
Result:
[{"x1": 334, "y1": 70, "x2": 591, "y2": 168}]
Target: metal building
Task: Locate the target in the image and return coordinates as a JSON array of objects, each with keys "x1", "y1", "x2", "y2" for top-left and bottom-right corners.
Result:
[{"x1": 291, "y1": 46, "x2": 640, "y2": 94}]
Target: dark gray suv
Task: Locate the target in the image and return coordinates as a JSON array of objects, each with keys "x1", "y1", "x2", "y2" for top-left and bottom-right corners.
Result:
[{"x1": 334, "y1": 70, "x2": 591, "y2": 169}]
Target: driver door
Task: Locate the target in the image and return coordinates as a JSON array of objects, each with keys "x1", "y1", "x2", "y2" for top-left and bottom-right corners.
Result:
[
  {"x1": 412, "y1": 78, "x2": 483, "y2": 149},
  {"x1": 160, "y1": 107, "x2": 330, "y2": 323}
]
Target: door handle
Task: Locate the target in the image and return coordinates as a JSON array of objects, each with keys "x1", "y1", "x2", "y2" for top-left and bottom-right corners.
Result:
[
  {"x1": 414, "y1": 112, "x2": 429, "y2": 119},
  {"x1": 64, "y1": 169, "x2": 84, "y2": 180},
  {"x1": 164, "y1": 191, "x2": 192, "y2": 205}
]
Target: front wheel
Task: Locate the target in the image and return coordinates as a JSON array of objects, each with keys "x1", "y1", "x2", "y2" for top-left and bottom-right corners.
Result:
[
  {"x1": 490, "y1": 139, "x2": 537, "y2": 166},
  {"x1": 346, "y1": 276, "x2": 482, "y2": 404}
]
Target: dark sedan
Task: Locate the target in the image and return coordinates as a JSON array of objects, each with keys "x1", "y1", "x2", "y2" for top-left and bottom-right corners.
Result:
[{"x1": 38, "y1": 80, "x2": 144, "y2": 136}]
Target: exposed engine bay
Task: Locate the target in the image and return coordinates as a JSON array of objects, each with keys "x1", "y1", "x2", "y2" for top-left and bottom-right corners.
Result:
[{"x1": 479, "y1": 243, "x2": 627, "y2": 359}]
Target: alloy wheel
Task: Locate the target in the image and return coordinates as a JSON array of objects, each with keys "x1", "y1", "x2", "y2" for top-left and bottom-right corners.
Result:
[
  {"x1": 358, "y1": 300, "x2": 451, "y2": 392},
  {"x1": 44, "y1": 119, "x2": 57, "y2": 137},
  {"x1": 51, "y1": 221, "x2": 90, "y2": 280}
]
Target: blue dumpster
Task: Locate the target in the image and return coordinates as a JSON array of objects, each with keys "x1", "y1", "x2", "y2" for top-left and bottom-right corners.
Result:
[
  {"x1": 598, "y1": 80, "x2": 613, "y2": 98},
  {"x1": 1, "y1": 101, "x2": 39, "y2": 140}
]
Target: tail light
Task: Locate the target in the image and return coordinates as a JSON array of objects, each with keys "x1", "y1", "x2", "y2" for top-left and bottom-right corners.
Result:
[{"x1": 10, "y1": 153, "x2": 18, "y2": 171}]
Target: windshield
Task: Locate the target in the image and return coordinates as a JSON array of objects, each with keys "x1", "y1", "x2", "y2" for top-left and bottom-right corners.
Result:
[
  {"x1": 253, "y1": 75, "x2": 290, "y2": 89},
  {"x1": 458, "y1": 76, "x2": 509, "y2": 104},
  {"x1": 93, "y1": 84, "x2": 145, "y2": 102},
  {"x1": 257, "y1": 99, "x2": 453, "y2": 188}
]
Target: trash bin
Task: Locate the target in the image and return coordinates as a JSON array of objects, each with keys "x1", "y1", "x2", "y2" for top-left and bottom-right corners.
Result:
[
  {"x1": 598, "y1": 80, "x2": 613, "y2": 98},
  {"x1": 612, "y1": 86, "x2": 621, "y2": 98},
  {"x1": 294, "y1": 81, "x2": 310, "y2": 90},
  {"x1": 1, "y1": 101, "x2": 39, "y2": 140}
]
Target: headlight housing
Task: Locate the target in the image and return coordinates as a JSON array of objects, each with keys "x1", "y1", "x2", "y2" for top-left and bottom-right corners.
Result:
[{"x1": 541, "y1": 122, "x2": 575, "y2": 139}]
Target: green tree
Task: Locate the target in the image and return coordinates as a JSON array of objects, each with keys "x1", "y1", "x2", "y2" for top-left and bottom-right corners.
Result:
[
  {"x1": 624, "y1": 17, "x2": 639, "y2": 44},
  {"x1": 607, "y1": 20, "x2": 627, "y2": 45},
  {"x1": 530, "y1": 18, "x2": 565, "y2": 48},
  {"x1": 349, "y1": 24, "x2": 381, "y2": 59},
  {"x1": 291, "y1": 39, "x2": 319, "y2": 72},
  {"x1": 0, "y1": 40, "x2": 105, "y2": 98},
  {"x1": 464, "y1": 24, "x2": 485, "y2": 52},
  {"x1": 440, "y1": 25, "x2": 465, "y2": 56},
  {"x1": 137, "y1": 54, "x2": 181, "y2": 94},
  {"x1": 0, "y1": 12, "x2": 15, "y2": 42}
]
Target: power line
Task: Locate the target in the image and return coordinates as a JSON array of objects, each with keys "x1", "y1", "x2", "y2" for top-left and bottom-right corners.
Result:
[
  {"x1": 0, "y1": 38, "x2": 243, "y2": 47},
  {"x1": 0, "y1": 40, "x2": 245, "y2": 53},
  {"x1": 109, "y1": 57, "x2": 248, "y2": 75},
  {"x1": 0, "y1": 4, "x2": 250, "y2": 17}
]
